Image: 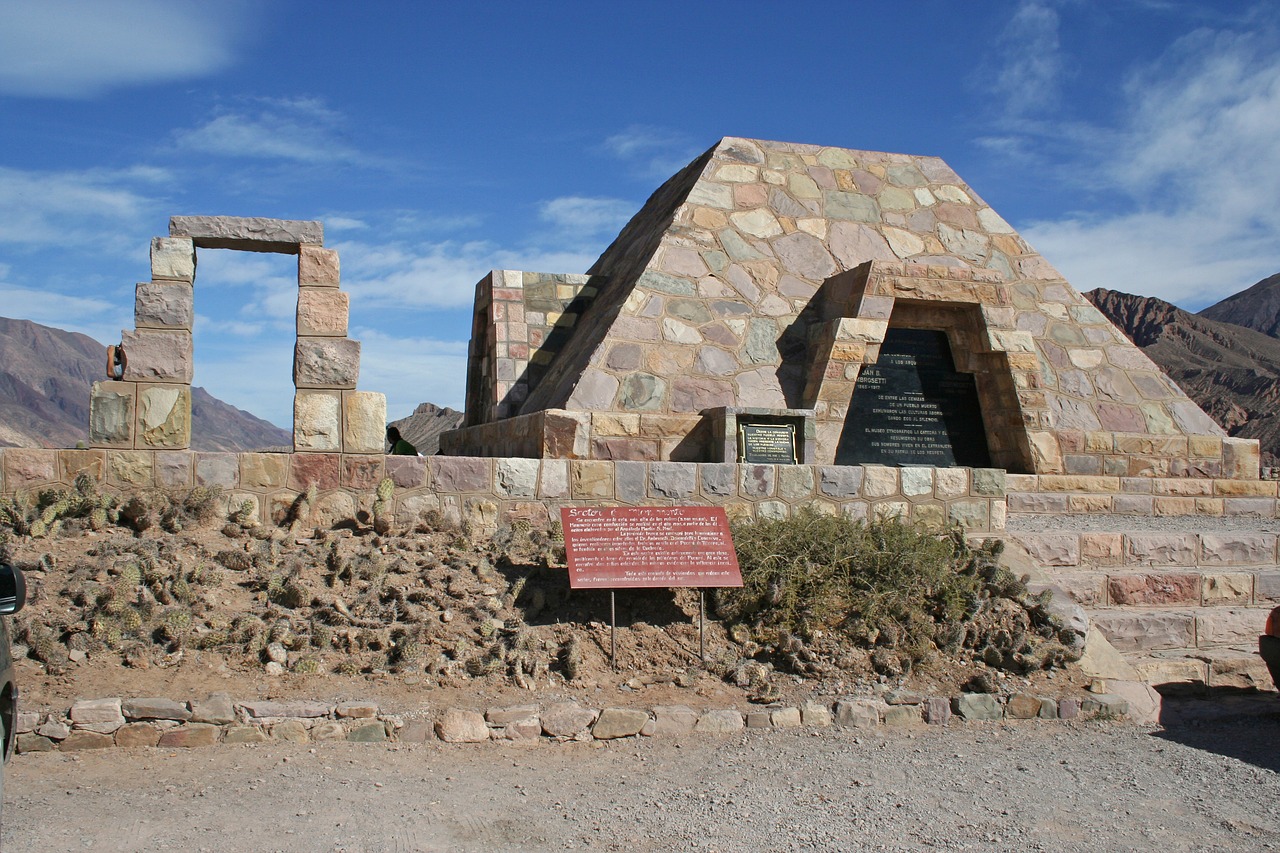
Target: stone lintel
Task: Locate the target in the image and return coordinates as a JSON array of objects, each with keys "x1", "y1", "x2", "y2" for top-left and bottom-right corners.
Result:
[{"x1": 170, "y1": 216, "x2": 323, "y2": 254}]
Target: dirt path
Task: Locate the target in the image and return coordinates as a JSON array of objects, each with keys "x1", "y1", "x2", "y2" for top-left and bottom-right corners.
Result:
[{"x1": 4, "y1": 696, "x2": 1279, "y2": 852}]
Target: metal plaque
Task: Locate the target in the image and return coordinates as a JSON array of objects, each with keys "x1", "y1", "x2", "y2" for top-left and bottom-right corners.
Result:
[{"x1": 738, "y1": 422, "x2": 797, "y2": 464}]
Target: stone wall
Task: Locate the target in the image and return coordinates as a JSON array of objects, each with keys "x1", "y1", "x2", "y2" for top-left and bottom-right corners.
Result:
[{"x1": 0, "y1": 446, "x2": 1008, "y2": 533}]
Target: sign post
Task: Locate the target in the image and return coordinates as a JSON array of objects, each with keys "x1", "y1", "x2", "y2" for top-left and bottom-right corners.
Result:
[{"x1": 560, "y1": 506, "x2": 743, "y2": 667}]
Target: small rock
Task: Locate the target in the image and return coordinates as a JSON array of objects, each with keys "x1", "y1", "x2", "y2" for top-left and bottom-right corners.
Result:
[
  {"x1": 335, "y1": 701, "x2": 378, "y2": 719},
  {"x1": 347, "y1": 722, "x2": 388, "y2": 743},
  {"x1": 694, "y1": 710, "x2": 744, "y2": 734},
  {"x1": 1081, "y1": 694, "x2": 1129, "y2": 720},
  {"x1": 397, "y1": 721, "x2": 434, "y2": 743},
  {"x1": 16, "y1": 711, "x2": 39, "y2": 734},
  {"x1": 1058, "y1": 698, "x2": 1082, "y2": 720},
  {"x1": 60, "y1": 730, "x2": 115, "y2": 751},
  {"x1": 222, "y1": 725, "x2": 270, "y2": 744},
  {"x1": 541, "y1": 703, "x2": 598, "y2": 738},
  {"x1": 592, "y1": 708, "x2": 650, "y2": 740},
  {"x1": 242, "y1": 701, "x2": 331, "y2": 720},
  {"x1": 499, "y1": 717, "x2": 543, "y2": 741},
  {"x1": 801, "y1": 702, "x2": 832, "y2": 727},
  {"x1": 882, "y1": 705, "x2": 921, "y2": 727},
  {"x1": 834, "y1": 699, "x2": 881, "y2": 729},
  {"x1": 771, "y1": 707, "x2": 802, "y2": 728},
  {"x1": 68, "y1": 649, "x2": 87, "y2": 663},
  {"x1": 37, "y1": 719, "x2": 71, "y2": 740},
  {"x1": 270, "y1": 720, "x2": 310, "y2": 743},
  {"x1": 16, "y1": 733, "x2": 55, "y2": 753},
  {"x1": 310, "y1": 722, "x2": 348, "y2": 741},
  {"x1": 652, "y1": 705, "x2": 699, "y2": 735},
  {"x1": 123, "y1": 698, "x2": 192, "y2": 722},
  {"x1": 923, "y1": 697, "x2": 951, "y2": 726},
  {"x1": 266, "y1": 642, "x2": 289, "y2": 664},
  {"x1": 190, "y1": 693, "x2": 237, "y2": 725},
  {"x1": 158, "y1": 723, "x2": 221, "y2": 748},
  {"x1": 486, "y1": 705, "x2": 539, "y2": 726},
  {"x1": 435, "y1": 709, "x2": 490, "y2": 743},
  {"x1": 953, "y1": 693, "x2": 1003, "y2": 722},
  {"x1": 114, "y1": 723, "x2": 161, "y2": 748},
  {"x1": 745, "y1": 710, "x2": 772, "y2": 729},
  {"x1": 1038, "y1": 698, "x2": 1059, "y2": 719},
  {"x1": 884, "y1": 690, "x2": 924, "y2": 705},
  {"x1": 265, "y1": 661, "x2": 285, "y2": 676},
  {"x1": 69, "y1": 697, "x2": 125, "y2": 734}
]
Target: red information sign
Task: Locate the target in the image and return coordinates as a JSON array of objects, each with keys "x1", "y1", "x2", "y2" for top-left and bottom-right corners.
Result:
[{"x1": 560, "y1": 506, "x2": 743, "y2": 590}]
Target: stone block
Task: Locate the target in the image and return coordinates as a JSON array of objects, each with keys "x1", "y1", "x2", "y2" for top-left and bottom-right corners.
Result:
[
  {"x1": 1080, "y1": 533, "x2": 1124, "y2": 566},
  {"x1": 694, "y1": 710, "x2": 744, "y2": 734},
  {"x1": 195, "y1": 453, "x2": 238, "y2": 488},
  {"x1": 60, "y1": 731, "x2": 115, "y2": 750},
  {"x1": 972, "y1": 468, "x2": 1005, "y2": 496},
  {"x1": 1207, "y1": 650, "x2": 1273, "y2": 690},
  {"x1": 342, "y1": 390, "x2": 387, "y2": 454},
  {"x1": 592, "y1": 708, "x2": 650, "y2": 739},
  {"x1": 1197, "y1": 608, "x2": 1266, "y2": 646},
  {"x1": 294, "y1": 337, "x2": 360, "y2": 389},
  {"x1": 114, "y1": 723, "x2": 161, "y2": 748},
  {"x1": 154, "y1": 451, "x2": 193, "y2": 488},
  {"x1": 171, "y1": 215, "x2": 323, "y2": 253},
  {"x1": 745, "y1": 709, "x2": 771, "y2": 729},
  {"x1": 223, "y1": 725, "x2": 270, "y2": 744},
  {"x1": 1005, "y1": 694, "x2": 1042, "y2": 720},
  {"x1": 397, "y1": 721, "x2": 434, "y2": 743},
  {"x1": 297, "y1": 287, "x2": 349, "y2": 336},
  {"x1": 1222, "y1": 437, "x2": 1260, "y2": 480},
  {"x1": 242, "y1": 700, "x2": 331, "y2": 719},
  {"x1": 270, "y1": 720, "x2": 310, "y2": 743},
  {"x1": 347, "y1": 722, "x2": 388, "y2": 742},
  {"x1": 123, "y1": 698, "x2": 192, "y2": 722},
  {"x1": 1200, "y1": 534, "x2": 1276, "y2": 566},
  {"x1": 615, "y1": 460, "x2": 646, "y2": 503},
  {"x1": 1223, "y1": 497, "x2": 1275, "y2": 516},
  {"x1": 58, "y1": 449, "x2": 106, "y2": 484},
  {"x1": 288, "y1": 452, "x2": 340, "y2": 492},
  {"x1": 800, "y1": 702, "x2": 832, "y2": 727},
  {"x1": 649, "y1": 462, "x2": 696, "y2": 499},
  {"x1": 89, "y1": 381, "x2": 136, "y2": 448},
  {"x1": 17, "y1": 734, "x2": 56, "y2": 753},
  {"x1": 485, "y1": 705, "x2": 540, "y2": 726},
  {"x1": 819, "y1": 465, "x2": 864, "y2": 499},
  {"x1": 740, "y1": 464, "x2": 776, "y2": 497},
  {"x1": 1125, "y1": 533, "x2": 1197, "y2": 566},
  {"x1": 899, "y1": 466, "x2": 932, "y2": 497},
  {"x1": 778, "y1": 465, "x2": 815, "y2": 499},
  {"x1": 923, "y1": 697, "x2": 951, "y2": 725},
  {"x1": 432, "y1": 456, "x2": 491, "y2": 492},
  {"x1": 1257, "y1": 571, "x2": 1280, "y2": 602},
  {"x1": 1006, "y1": 492, "x2": 1068, "y2": 513},
  {"x1": 952, "y1": 693, "x2": 1002, "y2": 721},
  {"x1": 934, "y1": 467, "x2": 968, "y2": 498},
  {"x1": 107, "y1": 450, "x2": 152, "y2": 488},
  {"x1": 541, "y1": 702, "x2": 598, "y2": 738},
  {"x1": 862, "y1": 465, "x2": 899, "y2": 498},
  {"x1": 150, "y1": 236, "x2": 195, "y2": 281},
  {"x1": 385, "y1": 455, "x2": 427, "y2": 489},
  {"x1": 342, "y1": 456, "x2": 383, "y2": 490},
  {"x1": 571, "y1": 460, "x2": 614, "y2": 498},
  {"x1": 770, "y1": 707, "x2": 802, "y2": 728},
  {"x1": 1201, "y1": 572, "x2": 1254, "y2": 606},
  {"x1": 135, "y1": 281, "x2": 194, "y2": 330},
  {"x1": 121, "y1": 328, "x2": 193, "y2": 383},
  {"x1": 298, "y1": 245, "x2": 340, "y2": 285},
  {"x1": 651, "y1": 705, "x2": 700, "y2": 735},
  {"x1": 947, "y1": 500, "x2": 989, "y2": 529},
  {"x1": 70, "y1": 698, "x2": 125, "y2": 734},
  {"x1": 294, "y1": 391, "x2": 341, "y2": 452},
  {"x1": 882, "y1": 705, "x2": 921, "y2": 727},
  {"x1": 1107, "y1": 573, "x2": 1201, "y2": 606},
  {"x1": 189, "y1": 693, "x2": 237, "y2": 725},
  {"x1": 495, "y1": 458, "x2": 539, "y2": 499},
  {"x1": 1091, "y1": 611, "x2": 1195, "y2": 652},
  {"x1": 136, "y1": 384, "x2": 191, "y2": 449},
  {"x1": 240, "y1": 453, "x2": 288, "y2": 490},
  {"x1": 1081, "y1": 694, "x2": 1129, "y2": 719},
  {"x1": 2, "y1": 448, "x2": 56, "y2": 492},
  {"x1": 699, "y1": 462, "x2": 735, "y2": 497},
  {"x1": 1012, "y1": 533, "x2": 1079, "y2": 567}
]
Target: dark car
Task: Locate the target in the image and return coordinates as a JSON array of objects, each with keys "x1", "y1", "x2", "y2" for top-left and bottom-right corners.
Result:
[{"x1": 1, "y1": 562, "x2": 28, "y2": 828}]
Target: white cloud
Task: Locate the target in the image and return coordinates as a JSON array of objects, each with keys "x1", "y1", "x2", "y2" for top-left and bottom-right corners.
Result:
[
  {"x1": 0, "y1": 165, "x2": 165, "y2": 248},
  {"x1": 992, "y1": 2, "x2": 1066, "y2": 117},
  {"x1": 174, "y1": 98, "x2": 362, "y2": 164},
  {"x1": 1010, "y1": 20, "x2": 1280, "y2": 308},
  {"x1": 339, "y1": 238, "x2": 598, "y2": 311},
  {"x1": 539, "y1": 196, "x2": 634, "y2": 237},
  {"x1": 0, "y1": 0, "x2": 254, "y2": 98},
  {"x1": 355, "y1": 328, "x2": 470, "y2": 418},
  {"x1": 602, "y1": 125, "x2": 703, "y2": 180},
  {"x1": 0, "y1": 284, "x2": 126, "y2": 342}
]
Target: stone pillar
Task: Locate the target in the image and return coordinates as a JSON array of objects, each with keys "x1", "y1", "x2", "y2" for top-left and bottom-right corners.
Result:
[
  {"x1": 89, "y1": 237, "x2": 196, "y2": 450},
  {"x1": 292, "y1": 246, "x2": 385, "y2": 453}
]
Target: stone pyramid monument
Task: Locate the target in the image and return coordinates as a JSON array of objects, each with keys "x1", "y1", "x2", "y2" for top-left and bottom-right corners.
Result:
[{"x1": 443, "y1": 137, "x2": 1255, "y2": 483}]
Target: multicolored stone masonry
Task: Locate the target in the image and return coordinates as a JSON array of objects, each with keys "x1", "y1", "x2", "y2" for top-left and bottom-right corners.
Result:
[
  {"x1": 87, "y1": 216, "x2": 385, "y2": 454},
  {"x1": 444, "y1": 137, "x2": 1245, "y2": 480}
]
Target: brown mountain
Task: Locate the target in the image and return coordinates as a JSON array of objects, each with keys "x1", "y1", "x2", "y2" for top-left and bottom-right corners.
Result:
[
  {"x1": 389, "y1": 402, "x2": 463, "y2": 456},
  {"x1": 1085, "y1": 288, "x2": 1280, "y2": 465},
  {"x1": 0, "y1": 317, "x2": 290, "y2": 451},
  {"x1": 1198, "y1": 272, "x2": 1280, "y2": 336}
]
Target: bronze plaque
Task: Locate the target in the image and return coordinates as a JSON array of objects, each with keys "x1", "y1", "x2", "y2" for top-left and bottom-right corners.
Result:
[
  {"x1": 738, "y1": 423, "x2": 797, "y2": 464},
  {"x1": 560, "y1": 506, "x2": 743, "y2": 589},
  {"x1": 836, "y1": 328, "x2": 991, "y2": 467}
]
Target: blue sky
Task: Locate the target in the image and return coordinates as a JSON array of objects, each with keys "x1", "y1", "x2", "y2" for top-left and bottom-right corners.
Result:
[{"x1": 1, "y1": 0, "x2": 1277, "y2": 429}]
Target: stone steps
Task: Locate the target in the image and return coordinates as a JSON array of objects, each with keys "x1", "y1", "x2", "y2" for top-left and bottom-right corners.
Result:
[{"x1": 1001, "y1": 522, "x2": 1279, "y2": 693}]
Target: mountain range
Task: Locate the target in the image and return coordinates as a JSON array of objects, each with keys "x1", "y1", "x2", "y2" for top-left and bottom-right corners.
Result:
[{"x1": 0, "y1": 317, "x2": 290, "y2": 451}]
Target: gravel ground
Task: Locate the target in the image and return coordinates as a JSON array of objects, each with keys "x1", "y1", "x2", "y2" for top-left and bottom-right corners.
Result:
[{"x1": 4, "y1": 695, "x2": 1279, "y2": 852}]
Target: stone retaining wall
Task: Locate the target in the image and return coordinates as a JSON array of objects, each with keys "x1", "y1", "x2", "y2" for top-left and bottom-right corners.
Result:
[
  {"x1": 0, "y1": 447, "x2": 1007, "y2": 532},
  {"x1": 14, "y1": 691, "x2": 1124, "y2": 754}
]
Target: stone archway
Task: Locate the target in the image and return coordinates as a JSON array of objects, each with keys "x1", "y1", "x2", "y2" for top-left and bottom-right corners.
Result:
[{"x1": 88, "y1": 216, "x2": 385, "y2": 455}]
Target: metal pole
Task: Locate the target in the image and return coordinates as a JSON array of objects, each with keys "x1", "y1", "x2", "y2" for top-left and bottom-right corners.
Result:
[
  {"x1": 610, "y1": 590, "x2": 617, "y2": 669},
  {"x1": 699, "y1": 589, "x2": 706, "y2": 662}
]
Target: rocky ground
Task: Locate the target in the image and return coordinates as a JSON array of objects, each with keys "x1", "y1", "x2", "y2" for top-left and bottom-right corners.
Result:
[{"x1": 5, "y1": 694, "x2": 1280, "y2": 852}]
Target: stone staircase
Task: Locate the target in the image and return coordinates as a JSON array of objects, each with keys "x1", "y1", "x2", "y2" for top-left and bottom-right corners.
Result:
[{"x1": 1002, "y1": 506, "x2": 1279, "y2": 694}]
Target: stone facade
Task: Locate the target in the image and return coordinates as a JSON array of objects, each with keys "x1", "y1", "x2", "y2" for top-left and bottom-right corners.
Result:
[
  {"x1": 87, "y1": 216, "x2": 384, "y2": 455},
  {"x1": 444, "y1": 137, "x2": 1245, "y2": 479}
]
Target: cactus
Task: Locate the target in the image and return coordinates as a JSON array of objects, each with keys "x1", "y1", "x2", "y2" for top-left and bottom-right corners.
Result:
[
  {"x1": 171, "y1": 575, "x2": 192, "y2": 604},
  {"x1": 161, "y1": 608, "x2": 192, "y2": 642},
  {"x1": 120, "y1": 608, "x2": 143, "y2": 634},
  {"x1": 89, "y1": 506, "x2": 108, "y2": 531},
  {"x1": 278, "y1": 579, "x2": 310, "y2": 609},
  {"x1": 292, "y1": 656, "x2": 320, "y2": 674},
  {"x1": 333, "y1": 657, "x2": 361, "y2": 676},
  {"x1": 372, "y1": 478, "x2": 394, "y2": 535},
  {"x1": 266, "y1": 573, "x2": 285, "y2": 600}
]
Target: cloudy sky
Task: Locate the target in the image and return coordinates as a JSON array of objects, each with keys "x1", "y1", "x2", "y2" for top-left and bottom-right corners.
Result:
[{"x1": 1, "y1": 0, "x2": 1277, "y2": 428}]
